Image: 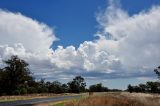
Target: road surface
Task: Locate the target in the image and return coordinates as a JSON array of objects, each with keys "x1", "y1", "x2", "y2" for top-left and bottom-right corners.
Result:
[{"x1": 0, "y1": 95, "x2": 82, "y2": 106}]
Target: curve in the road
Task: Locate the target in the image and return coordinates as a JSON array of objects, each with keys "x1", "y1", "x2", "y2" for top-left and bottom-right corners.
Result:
[{"x1": 0, "y1": 95, "x2": 82, "y2": 106}]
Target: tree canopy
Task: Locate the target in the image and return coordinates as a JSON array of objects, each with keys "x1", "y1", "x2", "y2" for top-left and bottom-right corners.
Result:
[
  {"x1": 0, "y1": 56, "x2": 89, "y2": 95},
  {"x1": 0, "y1": 55, "x2": 33, "y2": 95},
  {"x1": 89, "y1": 83, "x2": 108, "y2": 92},
  {"x1": 68, "y1": 76, "x2": 86, "y2": 93},
  {"x1": 127, "y1": 66, "x2": 160, "y2": 93},
  {"x1": 154, "y1": 66, "x2": 160, "y2": 80}
]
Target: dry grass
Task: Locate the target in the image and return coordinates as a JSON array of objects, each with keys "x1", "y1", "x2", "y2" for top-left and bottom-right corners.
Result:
[
  {"x1": 0, "y1": 93, "x2": 79, "y2": 102},
  {"x1": 66, "y1": 92, "x2": 160, "y2": 106}
]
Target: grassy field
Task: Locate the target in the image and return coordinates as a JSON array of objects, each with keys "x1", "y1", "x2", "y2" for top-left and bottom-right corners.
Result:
[{"x1": 53, "y1": 92, "x2": 160, "y2": 106}]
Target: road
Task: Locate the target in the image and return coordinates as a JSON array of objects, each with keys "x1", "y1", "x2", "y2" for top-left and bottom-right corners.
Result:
[{"x1": 0, "y1": 95, "x2": 82, "y2": 106}]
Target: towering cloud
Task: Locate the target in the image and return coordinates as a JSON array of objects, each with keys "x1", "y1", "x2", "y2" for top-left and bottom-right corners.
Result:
[
  {"x1": 96, "y1": 2, "x2": 160, "y2": 74},
  {"x1": 0, "y1": 0, "x2": 160, "y2": 80}
]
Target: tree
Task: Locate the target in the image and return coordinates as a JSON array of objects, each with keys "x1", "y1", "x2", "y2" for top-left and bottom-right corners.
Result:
[
  {"x1": 68, "y1": 76, "x2": 86, "y2": 93},
  {"x1": 89, "y1": 83, "x2": 108, "y2": 92},
  {"x1": 154, "y1": 66, "x2": 160, "y2": 80},
  {"x1": 37, "y1": 79, "x2": 48, "y2": 93},
  {"x1": 139, "y1": 84, "x2": 147, "y2": 93},
  {"x1": 49, "y1": 81, "x2": 63, "y2": 93},
  {"x1": 133, "y1": 86, "x2": 141, "y2": 93},
  {"x1": 146, "y1": 81, "x2": 159, "y2": 93},
  {"x1": 61, "y1": 84, "x2": 69, "y2": 93},
  {"x1": 0, "y1": 69, "x2": 5, "y2": 95},
  {"x1": 127, "y1": 84, "x2": 133, "y2": 93},
  {"x1": 0, "y1": 55, "x2": 33, "y2": 95}
]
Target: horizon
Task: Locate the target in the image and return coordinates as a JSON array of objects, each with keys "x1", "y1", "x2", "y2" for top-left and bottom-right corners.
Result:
[{"x1": 0, "y1": 0, "x2": 160, "y2": 90}]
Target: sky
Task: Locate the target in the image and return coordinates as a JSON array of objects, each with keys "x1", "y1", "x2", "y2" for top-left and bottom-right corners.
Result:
[{"x1": 0, "y1": 0, "x2": 160, "y2": 89}]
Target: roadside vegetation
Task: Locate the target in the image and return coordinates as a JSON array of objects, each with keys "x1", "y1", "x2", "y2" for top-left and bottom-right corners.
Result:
[
  {"x1": 52, "y1": 98, "x2": 80, "y2": 106},
  {"x1": 0, "y1": 55, "x2": 120, "y2": 96},
  {"x1": 0, "y1": 55, "x2": 160, "y2": 106},
  {"x1": 127, "y1": 81, "x2": 160, "y2": 93},
  {"x1": 0, "y1": 55, "x2": 87, "y2": 95},
  {"x1": 127, "y1": 66, "x2": 160, "y2": 93},
  {"x1": 65, "y1": 92, "x2": 160, "y2": 106},
  {"x1": 61, "y1": 66, "x2": 160, "y2": 106}
]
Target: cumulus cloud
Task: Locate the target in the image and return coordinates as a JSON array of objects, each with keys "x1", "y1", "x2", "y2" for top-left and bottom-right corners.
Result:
[
  {"x1": 0, "y1": 9, "x2": 57, "y2": 78},
  {"x1": 0, "y1": 0, "x2": 160, "y2": 80},
  {"x1": 51, "y1": 40, "x2": 120, "y2": 73},
  {"x1": 0, "y1": 10, "x2": 56, "y2": 52},
  {"x1": 51, "y1": 0, "x2": 160, "y2": 79},
  {"x1": 95, "y1": 1, "x2": 160, "y2": 77}
]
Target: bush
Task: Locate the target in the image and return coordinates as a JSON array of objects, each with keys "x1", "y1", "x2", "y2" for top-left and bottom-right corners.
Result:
[
  {"x1": 89, "y1": 83, "x2": 108, "y2": 92},
  {"x1": 13, "y1": 90, "x2": 21, "y2": 95},
  {"x1": 27, "y1": 87, "x2": 37, "y2": 94},
  {"x1": 20, "y1": 88, "x2": 27, "y2": 95}
]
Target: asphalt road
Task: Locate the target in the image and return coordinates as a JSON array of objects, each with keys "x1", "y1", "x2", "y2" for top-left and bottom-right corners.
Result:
[{"x1": 0, "y1": 95, "x2": 82, "y2": 106}]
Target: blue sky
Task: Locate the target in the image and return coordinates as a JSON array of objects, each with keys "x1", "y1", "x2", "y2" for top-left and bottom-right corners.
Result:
[
  {"x1": 0, "y1": 0, "x2": 160, "y2": 89},
  {"x1": 0, "y1": 0, "x2": 106, "y2": 48},
  {"x1": 0, "y1": 0, "x2": 159, "y2": 48}
]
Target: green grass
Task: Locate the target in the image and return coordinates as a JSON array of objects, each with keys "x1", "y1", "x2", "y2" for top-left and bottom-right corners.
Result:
[
  {"x1": 0, "y1": 98, "x2": 32, "y2": 102},
  {"x1": 17, "y1": 104, "x2": 34, "y2": 106},
  {"x1": 52, "y1": 96, "x2": 83, "y2": 106},
  {"x1": 0, "y1": 94, "x2": 74, "y2": 103},
  {"x1": 52, "y1": 103, "x2": 65, "y2": 106}
]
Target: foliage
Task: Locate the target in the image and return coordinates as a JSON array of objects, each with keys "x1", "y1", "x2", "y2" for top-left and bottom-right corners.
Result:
[
  {"x1": 89, "y1": 83, "x2": 108, "y2": 92},
  {"x1": 0, "y1": 56, "x2": 88, "y2": 95},
  {"x1": 127, "y1": 66, "x2": 160, "y2": 93},
  {"x1": 68, "y1": 76, "x2": 86, "y2": 93},
  {"x1": 0, "y1": 55, "x2": 33, "y2": 95},
  {"x1": 127, "y1": 84, "x2": 133, "y2": 93},
  {"x1": 154, "y1": 66, "x2": 160, "y2": 79},
  {"x1": 1, "y1": 55, "x2": 159, "y2": 95},
  {"x1": 127, "y1": 82, "x2": 160, "y2": 93}
]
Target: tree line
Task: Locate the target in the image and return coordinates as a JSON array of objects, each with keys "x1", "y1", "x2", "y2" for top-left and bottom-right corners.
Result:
[
  {"x1": 0, "y1": 56, "x2": 111, "y2": 95},
  {"x1": 127, "y1": 81, "x2": 160, "y2": 93},
  {"x1": 1, "y1": 55, "x2": 159, "y2": 95},
  {"x1": 127, "y1": 66, "x2": 160, "y2": 93}
]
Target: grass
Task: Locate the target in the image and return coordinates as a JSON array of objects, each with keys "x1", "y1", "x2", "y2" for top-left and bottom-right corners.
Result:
[
  {"x1": 52, "y1": 103, "x2": 64, "y2": 106},
  {"x1": 2, "y1": 92, "x2": 160, "y2": 106},
  {"x1": 0, "y1": 93, "x2": 80, "y2": 102},
  {"x1": 0, "y1": 96, "x2": 33, "y2": 102},
  {"x1": 51, "y1": 95, "x2": 83, "y2": 106},
  {"x1": 17, "y1": 104, "x2": 33, "y2": 106},
  {"x1": 51, "y1": 101, "x2": 67, "y2": 106},
  {"x1": 64, "y1": 92, "x2": 160, "y2": 106}
]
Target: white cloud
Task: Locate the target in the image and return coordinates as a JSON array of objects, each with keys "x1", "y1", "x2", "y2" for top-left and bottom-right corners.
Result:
[
  {"x1": 0, "y1": 9, "x2": 56, "y2": 53},
  {"x1": 51, "y1": 40, "x2": 120, "y2": 73},
  {"x1": 0, "y1": 10, "x2": 57, "y2": 78},
  {"x1": 0, "y1": 0, "x2": 160, "y2": 81},
  {"x1": 95, "y1": 2, "x2": 160, "y2": 76},
  {"x1": 50, "y1": 1, "x2": 160, "y2": 79}
]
